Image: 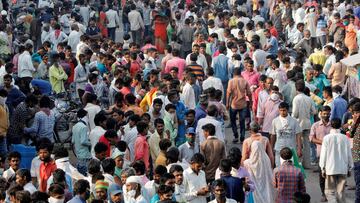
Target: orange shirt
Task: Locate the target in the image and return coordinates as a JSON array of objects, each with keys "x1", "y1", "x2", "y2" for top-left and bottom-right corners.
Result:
[
  {"x1": 226, "y1": 76, "x2": 252, "y2": 110},
  {"x1": 39, "y1": 160, "x2": 57, "y2": 192}
]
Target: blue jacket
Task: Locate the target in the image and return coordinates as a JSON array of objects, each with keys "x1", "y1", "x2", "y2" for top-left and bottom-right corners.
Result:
[
  {"x1": 330, "y1": 96, "x2": 348, "y2": 121},
  {"x1": 213, "y1": 54, "x2": 231, "y2": 83}
]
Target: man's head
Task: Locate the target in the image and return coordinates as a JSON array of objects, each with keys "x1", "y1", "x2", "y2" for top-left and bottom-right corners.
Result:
[
  {"x1": 154, "y1": 118, "x2": 165, "y2": 135},
  {"x1": 102, "y1": 158, "x2": 116, "y2": 175},
  {"x1": 153, "y1": 165, "x2": 167, "y2": 185},
  {"x1": 278, "y1": 102, "x2": 289, "y2": 117},
  {"x1": 264, "y1": 77, "x2": 274, "y2": 91},
  {"x1": 202, "y1": 123, "x2": 216, "y2": 138},
  {"x1": 153, "y1": 98, "x2": 163, "y2": 113},
  {"x1": 160, "y1": 173, "x2": 176, "y2": 191},
  {"x1": 280, "y1": 147, "x2": 293, "y2": 161},
  {"x1": 169, "y1": 164, "x2": 184, "y2": 185},
  {"x1": 7, "y1": 151, "x2": 21, "y2": 171},
  {"x1": 36, "y1": 138, "x2": 53, "y2": 163},
  {"x1": 48, "y1": 183, "x2": 65, "y2": 202},
  {"x1": 136, "y1": 121, "x2": 149, "y2": 135},
  {"x1": 331, "y1": 118, "x2": 342, "y2": 129},
  {"x1": 157, "y1": 185, "x2": 174, "y2": 201},
  {"x1": 190, "y1": 153, "x2": 205, "y2": 174},
  {"x1": 186, "y1": 127, "x2": 196, "y2": 144},
  {"x1": 94, "y1": 142, "x2": 108, "y2": 161},
  {"x1": 212, "y1": 179, "x2": 227, "y2": 201},
  {"x1": 15, "y1": 169, "x2": 31, "y2": 186},
  {"x1": 104, "y1": 130, "x2": 118, "y2": 144},
  {"x1": 73, "y1": 180, "x2": 90, "y2": 199},
  {"x1": 95, "y1": 180, "x2": 109, "y2": 200},
  {"x1": 323, "y1": 86, "x2": 333, "y2": 99},
  {"x1": 320, "y1": 105, "x2": 331, "y2": 123}
]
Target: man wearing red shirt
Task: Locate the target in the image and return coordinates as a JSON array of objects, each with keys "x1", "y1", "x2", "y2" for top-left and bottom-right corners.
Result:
[
  {"x1": 252, "y1": 75, "x2": 267, "y2": 122},
  {"x1": 38, "y1": 138, "x2": 57, "y2": 192},
  {"x1": 98, "y1": 129, "x2": 119, "y2": 157},
  {"x1": 134, "y1": 121, "x2": 150, "y2": 170}
]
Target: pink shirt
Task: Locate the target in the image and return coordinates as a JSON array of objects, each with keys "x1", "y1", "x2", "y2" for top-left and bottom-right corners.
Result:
[
  {"x1": 134, "y1": 135, "x2": 150, "y2": 170},
  {"x1": 309, "y1": 120, "x2": 332, "y2": 156},
  {"x1": 241, "y1": 70, "x2": 260, "y2": 87},
  {"x1": 258, "y1": 97, "x2": 281, "y2": 133},
  {"x1": 165, "y1": 57, "x2": 186, "y2": 79},
  {"x1": 141, "y1": 44, "x2": 157, "y2": 52}
]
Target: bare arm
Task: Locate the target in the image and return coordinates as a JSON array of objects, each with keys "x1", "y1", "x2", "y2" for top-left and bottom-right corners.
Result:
[{"x1": 266, "y1": 140, "x2": 275, "y2": 168}]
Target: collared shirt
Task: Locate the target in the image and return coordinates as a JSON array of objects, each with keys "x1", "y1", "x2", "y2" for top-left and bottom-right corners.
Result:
[
  {"x1": 175, "y1": 183, "x2": 186, "y2": 203},
  {"x1": 24, "y1": 110, "x2": 55, "y2": 143},
  {"x1": 24, "y1": 182, "x2": 37, "y2": 194},
  {"x1": 312, "y1": 74, "x2": 330, "y2": 98},
  {"x1": 200, "y1": 136, "x2": 226, "y2": 180},
  {"x1": 49, "y1": 65, "x2": 68, "y2": 93},
  {"x1": 241, "y1": 70, "x2": 260, "y2": 87},
  {"x1": 209, "y1": 198, "x2": 237, "y2": 203},
  {"x1": 226, "y1": 76, "x2": 252, "y2": 110},
  {"x1": 105, "y1": 9, "x2": 120, "y2": 28},
  {"x1": 68, "y1": 31, "x2": 81, "y2": 53},
  {"x1": 196, "y1": 116, "x2": 224, "y2": 145},
  {"x1": 128, "y1": 10, "x2": 144, "y2": 31},
  {"x1": 67, "y1": 195, "x2": 87, "y2": 203},
  {"x1": 165, "y1": 57, "x2": 187, "y2": 79},
  {"x1": 183, "y1": 167, "x2": 208, "y2": 203},
  {"x1": 220, "y1": 175, "x2": 245, "y2": 203},
  {"x1": 2, "y1": 167, "x2": 15, "y2": 181},
  {"x1": 39, "y1": 160, "x2": 57, "y2": 192},
  {"x1": 292, "y1": 93, "x2": 317, "y2": 130},
  {"x1": 186, "y1": 53, "x2": 208, "y2": 73},
  {"x1": 330, "y1": 96, "x2": 348, "y2": 120},
  {"x1": 268, "y1": 68, "x2": 287, "y2": 92},
  {"x1": 74, "y1": 63, "x2": 89, "y2": 90},
  {"x1": 257, "y1": 89, "x2": 270, "y2": 116},
  {"x1": 310, "y1": 120, "x2": 332, "y2": 156},
  {"x1": 319, "y1": 129, "x2": 354, "y2": 175},
  {"x1": 181, "y1": 82, "x2": 196, "y2": 109},
  {"x1": 179, "y1": 142, "x2": 199, "y2": 163},
  {"x1": 273, "y1": 161, "x2": 306, "y2": 203},
  {"x1": 202, "y1": 76, "x2": 223, "y2": 93},
  {"x1": 258, "y1": 97, "x2": 281, "y2": 133},
  {"x1": 323, "y1": 54, "x2": 336, "y2": 75},
  {"x1": 84, "y1": 103, "x2": 101, "y2": 130},
  {"x1": 120, "y1": 124, "x2": 138, "y2": 162},
  {"x1": 148, "y1": 131, "x2": 164, "y2": 161},
  {"x1": 134, "y1": 135, "x2": 150, "y2": 169},
  {"x1": 71, "y1": 121, "x2": 91, "y2": 159},
  {"x1": 18, "y1": 51, "x2": 35, "y2": 78}
]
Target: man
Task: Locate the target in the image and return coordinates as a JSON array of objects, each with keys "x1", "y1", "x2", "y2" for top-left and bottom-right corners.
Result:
[
  {"x1": 102, "y1": 158, "x2": 116, "y2": 185},
  {"x1": 212, "y1": 45, "x2": 232, "y2": 103},
  {"x1": 294, "y1": 29, "x2": 313, "y2": 57},
  {"x1": 186, "y1": 44, "x2": 208, "y2": 73},
  {"x1": 195, "y1": 94, "x2": 208, "y2": 122},
  {"x1": 218, "y1": 159, "x2": 244, "y2": 202},
  {"x1": 169, "y1": 164, "x2": 186, "y2": 202},
  {"x1": 273, "y1": 147, "x2": 306, "y2": 202},
  {"x1": 258, "y1": 86, "x2": 281, "y2": 138},
  {"x1": 128, "y1": 4, "x2": 144, "y2": 45},
  {"x1": 209, "y1": 179, "x2": 237, "y2": 203},
  {"x1": 124, "y1": 175, "x2": 147, "y2": 203},
  {"x1": 148, "y1": 118, "x2": 167, "y2": 162},
  {"x1": 292, "y1": 80, "x2": 317, "y2": 169},
  {"x1": 68, "y1": 24, "x2": 81, "y2": 54},
  {"x1": 267, "y1": 60, "x2": 287, "y2": 92},
  {"x1": 67, "y1": 179, "x2": 91, "y2": 203},
  {"x1": 187, "y1": 54, "x2": 205, "y2": 81},
  {"x1": 95, "y1": 180, "x2": 109, "y2": 201},
  {"x1": 226, "y1": 68, "x2": 252, "y2": 143},
  {"x1": 319, "y1": 118, "x2": 353, "y2": 203},
  {"x1": 18, "y1": 43, "x2": 35, "y2": 94},
  {"x1": 71, "y1": 109, "x2": 91, "y2": 176},
  {"x1": 263, "y1": 29, "x2": 278, "y2": 57},
  {"x1": 179, "y1": 127, "x2": 199, "y2": 164},
  {"x1": 3, "y1": 151, "x2": 21, "y2": 181},
  {"x1": 106, "y1": 5, "x2": 120, "y2": 41},
  {"x1": 196, "y1": 105, "x2": 225, "y2": 145},
  {"x1": 330, "y1": 85, "x2": 347, "y2": 120},
  {"x1": 181, "y1": 73, "x2": 196, "y2": 109},
  {"x1": 241, "y1": 59, "x2": 260, "y2": 88},
  {"x1": 144, "y1": 165, "x2": 167, "y2": 199},
  {"x1": 251, "y1": 41, "x2": 268, "y2": 72},
  {"x1": 134, "y1": 121, "x2": 150, "y2": 170},
  {"x1": 183, "y1": 153, "x2": 209, "y2": 203},
  {"x1": 178, "y1": 18, "x2": 195, "y2": 58},
  {"x1": 257, "y1": 77, "x2": 273, "y2": 117},
  {"x1": 16, "y1": 169, "x2": 37, "y2": 194},
  {"x1": 0, "y1": 90, "x2": 8, "y2": 154},
  {"x1": 120, "y1": 114, "x2": 140, "y2": 162},
  {"x1": 89, "y1": 112, "x2": 107, "y2": 157},
  {"x1": 49, "y1": 53, "x2": 68, "y2": 94},
  {"x1": 202, "y1": 68, "x2": 223, "y2": 96},
  {"x1": 271, "y1": 102, "x2": 303, "y2": 167},
  {"x1": 309, "y1": 105, "x2": 332, "y2": 202},
  {"x1": 1, "y1": 74, "x2": 25, "y2": 116},
  {"x1": 165, "y1": 49, "x2": 186, "y2": 80},
  {"x1": 200, "y1": 124, "x2": 226, "y2": 183},
  {"x1": 84, "y1": 93, "x2": 101, "y2": 130},
  {"x1": 37, "y1": 138, "x2": 57, "y2": 192},
  {"x1": 110, "y1": 189, "x2": 124, "y2": 203},
  {"x1": 167, "y1": 90, "x2": 187, "y2": 146},
  {"x1": 74, "y1": 54, "x2": 90, "y2": 100}
]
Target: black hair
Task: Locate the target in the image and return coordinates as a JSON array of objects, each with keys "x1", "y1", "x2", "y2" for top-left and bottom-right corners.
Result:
[
  {"x1": 104, "y1": 129, "x2": 118, "y2": 139},
  {"x1": 202, "y1": 123, "x2": 216, "y2": 135},
  {"x1": 279, "y1": 102, "x2": 289, "y2": 110},
  {"x1": 52, "y1": 169, "x2": 66, "y2": 184},
  {"x1": 154, "y1": 118, "x2": 165, "y2": 126},
  {"x1": 169, "y1": 164, "x2": 184, "y2": 173},
  {"x1": 154, "y1": 165, "x2": 168, "y2": 176},
  {"x1": 132, "y1": 160, "x2": 146, "y2": 175},
  {"x1": 207, "y1": 105, "x2": 218, "y2": 117},
  {"x1": 94, "y1": 112, "x2": 107, "y2": 126},
  {"x1": 159, "y1": 139, "x2": 172, "y2": 151},
  {"x1": 94, "y1": 142, "x2": 108, "y2": 154},
  {"x1": 157, "y1": 184, "x2": 174, "y2": 195},
  {"x1": 53, "y1": 146, "x2": 69, "y2": 160},
  {"x1": 166, "y1": 147, "x2": 180, "y2": 164},
  {"x1": 211, "y1": 179, "x2": 227, "y2": 190},
  {"x1": 88, "y1": 159, "x2": 101, "y2": 175},
  {"x1": 160, "y1": 173, "x2": 175, "y2": 185},
  {"x1": 331, "y1": 118, "x2": 342, "y2": 129},
  {"x1": 280, "y1": 147, "x2": 293, "y2": 160},
  {"x1": 39, "y1": 96, "x2": 51, "y2": 108},
  {"x1": 7, "y1": 151, "x2": 21, "y2": 161},
  {"x1": 190, "y1": 153, "x2": 205, "y2": 164},
  {"x1": 219, "y1": 159, "x2": 232, "y2": 173},
  {"x1": 102, "y1": 158, "x2": 116, "y2": 174},
  {"x1": 16, "y1": 169, "x2": 31, "y2": 183},
  {"x1": 73, "y1": 179, "x2": 90, "y2": 195},
  {"x1": 295, "y1": 80, "x2": 306, "y2": 93},
  {"x1": 136, "y1": 121, "x2": 148, "y2": 134},
  {"x1": 48, "y1": 183, "x2": 65, "y2": 196}
]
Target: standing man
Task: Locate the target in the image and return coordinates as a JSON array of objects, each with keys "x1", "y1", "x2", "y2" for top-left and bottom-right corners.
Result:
[
  {"x1": 106, "y1": 5, "x2": 121, "y2": 42},
  {"x1": 309, "y1": 105, "x2": 332, "y2": 202},
  {"x1": 212, "y1": 45, "x2": 233, "y2": 104},
  {"x1": 200, "y1": 124, "x2": 226, "y2": 183},
  {"x1": 226, "y1": 68, "x2": 252, "y2": 143},
  {"x1": 128, "y1": 4, "x2": 144, "y2": 45},
  {"x1": 350, "y1": 102, "x2": 360, "y2": 203},
  {"x1": 270, "y1": 102, "x2": 302, "y2": 167},
  {"x1": 72, "y1": 109, "x2": 91, "y2": 176},
  {"x1": 319, "y1": 118, "x2": 353, "y2": 203},
  {"x1": 18, "y1": 43, "x2": 36, "y2": 94},
  {"x1": 292, "y1": 80, "x2": 317, "y2": 169}
]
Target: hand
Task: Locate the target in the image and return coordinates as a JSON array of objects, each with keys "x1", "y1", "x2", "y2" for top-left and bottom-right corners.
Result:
[
  {"x1": 226, "y1": 104, "x2": 230, "y2": 110},
  {"x1": 165, "y1": 130, "x2": 170, "y2": 138},
  {"x1": 348, "y1": 171, "x2": 351, "y2": 177},
  {"x1": 297, "y1": 148, "x2": 302, "y2": 158},
  {"x1": 322, "y1": 171, "x2": 326, "y2": 178}
]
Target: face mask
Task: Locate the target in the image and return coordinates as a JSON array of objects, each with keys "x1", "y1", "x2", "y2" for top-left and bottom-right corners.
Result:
[
  {"x1": 343, "y1": 21, "x2": 349, "y2": 26},
  {"x1": 186, "y1": 137, "x2": 195, "y2": 143},
  {"x1": 48, "y1": 197, "x2": 65, "y2": 203},
  {"x1": 332, "y1": 92, "x2": 340, "y2": 98},
  {"x1": 270, "y1": 93, "x2": 279, "y2": 101},
  {"x1": 128, "y1": 190, "x2": 136, "y2": 198}
]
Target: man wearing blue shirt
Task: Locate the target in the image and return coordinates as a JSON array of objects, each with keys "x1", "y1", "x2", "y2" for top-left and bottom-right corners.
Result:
[
  {"x1": 330, "y1": 85, "x2": 348, "y2": 121},
  {"x1": 264, "y1": 29, "x2": 278, "y2": 57}
]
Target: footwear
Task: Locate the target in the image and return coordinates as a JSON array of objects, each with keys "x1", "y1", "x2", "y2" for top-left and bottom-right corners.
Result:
[
  {"x1": 311, "y1": 162, "x2": 317, "y2": 166},
  {"x1": 313, "y1": 169, "x2": 320, "y2": 173},
  {"x1": 232, "y1": 138, "x2": 239, "y2": 143},
  {"x1": 240, "y1": 136, "x2": 245, "y2": 142},
  {"x1": 321, "y1": 195, "x2": 327, "y2": 202},
  {"x1": 348, "y1": 185, "x2": 356, "y2": 190}
]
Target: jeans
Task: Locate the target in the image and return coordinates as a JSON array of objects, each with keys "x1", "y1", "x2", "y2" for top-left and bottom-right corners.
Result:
[
  {"x1": 319, "y1": 165, "x2": 325, "y2": 196},
  {"x1": 310, "y1": 142, "x2": 317, "y2": 163},
  {"x1": 108, "y1": 27, "x2": 116, "y2": 41},
  {"x1": 19, "y1": 77, "x2": 32, "y2": 95},
  {"x1": 144, "y1": 25, "x2": 152, "y2": 39},
  {"x1": 77, "y1": 158, "x2": 91, "y2": 176},
  {"x1": 131, "y1": 29, "x2": 142, "y2": 45},
  {"x1": 230, "y1": 108, "x2": 247, "y2": 139},
  {"x1": 222, "y1": 81, "x2": 228, "y2": 104},
  {"x1": 123, "y1": 23, "x2": 130, "y2": 35},
  {"x1": 355, "y1": 161, "x2": 360, "y2": 203}
]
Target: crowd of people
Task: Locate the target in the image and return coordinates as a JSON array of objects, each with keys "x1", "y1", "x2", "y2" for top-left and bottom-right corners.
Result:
[{"x1": 0, "y1": 0, "x2": 360, "y2": 202}]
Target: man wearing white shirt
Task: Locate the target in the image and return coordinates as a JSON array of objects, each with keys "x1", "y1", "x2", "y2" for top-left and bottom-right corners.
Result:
[
  {"x1": 84, "y1": 94, "x2": 102, "y2": 130},
  {"x1": 16, "y1": 169, "x2": 37, "y2": 194},
  {"x1": 252, "y1": 10, "x2": 265, "y2": 26},
  {"x1": 202, "y1": 68, "x2": 223, "y2": 93},
  {"x1": 293, "y1": 2, "x2": 305, "y2": 26},
  {"x1": 319, "y1": 118, "x2": 353, "y2": 203},
  {"x1": 183, "y1": 153, "x2": 209, "y2": 203},
  {"x1": 185, "y1": 45, "x2": 208, "y2": 72},
  {"x1": 209, "y1": 179, "x2": 237, "y2": 203},
  {"x1": 128, "y1": 4, "x2": 145, "y2": 45},
  {"x1": 196, "y1": 105, "x2": 224, "y2": 145},
  {"x1": 18, "y1": 43, "x2": 35, "y2": 94},
  {"x1": 106, "y1": 5, "x2": 120, "y2": 41},
  {"x1": 120, "y1": 115, "x2": 140, "y2": 162},
  {"x1": 181, "y1": 73, "x2": 196, "y2": 109},
  {"x1": 68, "y1": 24, "x2": 81, "y2": 54},
  {"x1": 89, "y1": 113, "x2": 107, "y2": 157},
  {"x1": 251, "y1": 41, "x2": 268, "y2": 72}
]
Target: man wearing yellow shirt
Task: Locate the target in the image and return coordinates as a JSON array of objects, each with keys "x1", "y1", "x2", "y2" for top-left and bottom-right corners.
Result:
[
  {"x1": 308, "y1": 48, "x2": 327, "y2": 66},
  {"x1": 49, "y1": 54, "x2": 68, "y2": 94}
]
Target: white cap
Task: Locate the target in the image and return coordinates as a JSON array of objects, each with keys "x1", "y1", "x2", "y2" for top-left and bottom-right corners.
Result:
[
  {"x1": 126, "y1": 176, "x2": 142, "y2": 184},
  {"x1": 1, "y1": 10, "x2": 7, "y2": 15}
]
